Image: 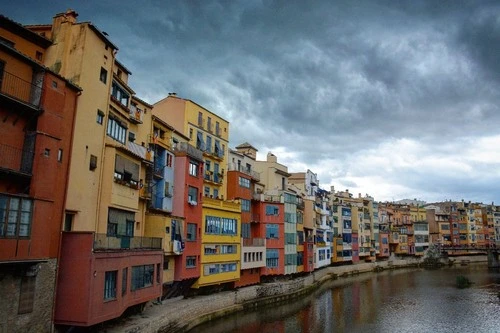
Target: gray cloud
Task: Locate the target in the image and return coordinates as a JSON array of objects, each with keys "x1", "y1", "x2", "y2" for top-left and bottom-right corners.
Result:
[{"x1": 5, "y1": 0, "x2": 500, "y2": 203}]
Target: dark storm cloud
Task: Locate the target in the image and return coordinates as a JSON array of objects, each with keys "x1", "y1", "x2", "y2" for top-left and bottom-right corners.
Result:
[{"x1": 3, "y1": 0, "x2": 500, "y2": 203}]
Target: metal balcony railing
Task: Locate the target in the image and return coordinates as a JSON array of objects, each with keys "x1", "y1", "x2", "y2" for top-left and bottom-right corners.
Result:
[
  {"x1": 94, "y1": 233, "x2": 162, "y2": 250},
  {"x1": 242, "y1": 238, "x2": 265, "y2": 247},
  {"x1": 0, "y1": 70, "x2": 43, "y2": 108},
  {"x1": 227, "y1": 162, "x2": 260, "y2": 181},
  {"x1": 0, "y1": 143, "x2": 34, "y2": 174}
]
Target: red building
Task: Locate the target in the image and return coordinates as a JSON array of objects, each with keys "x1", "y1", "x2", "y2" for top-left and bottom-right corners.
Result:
[
  {"x1": 227, "y1": 149, "x2": 266, "y2": 288},
  {"x1": 257, "y1": 199, "x2": 285, "y2": 277},
  {"x1": 0, "y1": 15, "x2": 80, "y2": 332},
  {"x1": 171, "y1": 142, "x2": 204, "y2": 294}
]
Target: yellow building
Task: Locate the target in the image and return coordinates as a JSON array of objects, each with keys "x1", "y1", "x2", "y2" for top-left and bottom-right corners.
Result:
[
  {"x1": 30, "y1": 10, "x2": 164, "y2": 327},
  {"x1": 193, "y1": 197, "x2": 241, "y2": 287},
  {"x1": 154, "y1": 95, "x2": 241, "y2": 288}
]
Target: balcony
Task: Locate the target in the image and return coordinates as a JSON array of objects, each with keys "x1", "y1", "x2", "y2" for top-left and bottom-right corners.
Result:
[
  {"x1": 204, "y1": 171, "x2": 223, "y2": 185},
  {"x1": 0, "y1": 70, "x2": 43, "y2": 111},
  {"x1": 251, "y1": 213, "x2": 261, "y2": 222},
  {"x1": 227, "y1": 162, "x2": 260, "y2": 181},
  {"x1": 93, "y1": 233, "x2": 162, "y2": 250},
  {"x1": 173, "y1": 142, "x2": 204, "y2": 161},
  {"x1": 242, "y1": 237, "x2": 265, "y2": 247},
  {"x1": 0, "y1": 142, "x2": 34, "y2": 176},
  {"x1": 129, "y1": 104, "x2": 144, "y2": 124}
]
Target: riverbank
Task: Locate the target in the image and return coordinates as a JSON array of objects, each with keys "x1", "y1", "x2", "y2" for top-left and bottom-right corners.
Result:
[{"x1": 101, "y1": 255, "x2": 487, "y2": 333}]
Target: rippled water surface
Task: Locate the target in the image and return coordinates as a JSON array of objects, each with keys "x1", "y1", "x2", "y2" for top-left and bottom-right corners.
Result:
[{"x1": 188, "y1": 265, "x2": 500, "y2": 333}]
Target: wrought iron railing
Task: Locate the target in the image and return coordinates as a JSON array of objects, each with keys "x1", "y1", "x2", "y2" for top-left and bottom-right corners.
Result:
[
  {"x1": 0, "y1": 143, "x2": 34, "y2": 174},
  {"x1": 94, "y1": 233, "x2": 162, "y2": 250},
  {"x1": 0, "y1": 70, "x2": 43, "y2": 108}
]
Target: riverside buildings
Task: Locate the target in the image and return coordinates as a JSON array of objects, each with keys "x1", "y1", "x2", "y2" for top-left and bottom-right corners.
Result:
[{"x1": 1, "y1": 10, "x2": 497, "y2": 332}]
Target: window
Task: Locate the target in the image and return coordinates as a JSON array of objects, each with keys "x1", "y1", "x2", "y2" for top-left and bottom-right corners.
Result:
[
  {"x1": 189, "y1": 128, "x2": 193, "y2": 139},
  {"x1": 131, "y1": 265, "x2": 154, "y2": 291},
  {"x1": 166, "y1": 153, "x2": 173, "y2": 167},
  {"x1": 96, "y1": 109, "x2": 104, "y2": 124},
  {"x1": 205, "y1": 216, "x2": 237, "y2": 235},
  {"x1": 0, "y1": 195, "x2": 33, "y2": 237},
  {"x1": 198, "y1": 112, "x2": 203, "y2": 126},
  {"x1": 196, "y1": 131, "x2": 204, "y2": 150},
  {"x1": 187, "y1": 223, "x2": 197, "y2": 241},
  {"x1": 188, "y1": 186, "x2": 198, "y2": 203},
  {"x1": 18, "y1": 276, "x2": 35, "y2": 314},
  {"x1": 128, "y1": 131, "x2": 136, "y2": 142},
  {"x1": 89, "y1": 155, "x2": 98, "y2": 171},
  {"x1": 297, "y1": 231, "x2": 304, "y2": 245},
  {"x1": 241, "y1": 199, "x2": 250, "y2": 212},
  {"x1": 213, "y1": 189, "x2": 219, "y2": 198},
  {"x1": 104, "y1": 271, "x2": 117, "y2": 300},
  {"x1": 204, "y1": 245, "x2": 237, "y2": 255},
  {"x1": 266, "y1": 249, "x2": 279, "y2": 268},
  {"x1": 122, "y1": 268, "x2": 128, "y2": 296},
  {"x1": 205, "y1": 135, "x2": 212, "y2": 152},
  {"x1": 100, "y1": 67, "x2": 107, "y2": 83},
  {"x1": 64, "y1": 213, "x2": 74, "y2": 231},
  {"x1": 186, "y1": 256, "x2": 196, "y2": 268},
  {"x1": 107, "y1": 208, "x2": 135, "y2": 237},
  {"x1": 207, "y1": 117, "x2": 212, "y2": 132},
  {"x1": 266, "y1": 224, "x2": 279, "y2": 239},
  {"x1": 285, "y1": 233, "x2": 296, "y2": 244},
  {"x1": 215, "y1": 121, "x2": 220, "y2": 136},
  {"x1": 107, "y1": 116, "x2": 127, "y2": 144},
  {"x1": 111, "y1": 81, "x2": 130, "y2": 106},
  {"x1": 189, "y1": 161, "x2": 198, "y2": 176},
  {"x1": 114, "y1": 155, "x2": 139, "y2": 188},
  {"x1": 265, "y1": 205, "x2": 279, "y2": 216},
  {"x1": 241, "y1": 223, "x2": 251, "y2": 238},
  {"x1": 214, "y1": 140, "x2": 222, "y2": 158},
  {"x1": 204, "y1": 186, "x2": 210, "y2": 197},
  {"x1": 239, "y1": 177, "x2": 250, "y2": 188}
]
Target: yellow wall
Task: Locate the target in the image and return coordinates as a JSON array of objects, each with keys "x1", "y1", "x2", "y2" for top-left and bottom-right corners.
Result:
[
  {"x1": 194, "y1": 198, "x2": 241, "y2": 287},
  {"x1": 41, "y1": 20, "x2": 116, "y2": 232}
]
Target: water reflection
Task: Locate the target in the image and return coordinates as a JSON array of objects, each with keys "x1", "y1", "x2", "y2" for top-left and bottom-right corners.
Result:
[{"x1": 188, "y1": 265, "x2": 500, "y2": 333}]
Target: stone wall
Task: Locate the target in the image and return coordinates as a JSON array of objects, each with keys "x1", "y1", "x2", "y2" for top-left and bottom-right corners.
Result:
[
  {"x1": 104, "y1": 255, "x2": 488, "y2": 333},
  {"x1": 0, "y1": 259, "x2": 57, "y2": 333}
]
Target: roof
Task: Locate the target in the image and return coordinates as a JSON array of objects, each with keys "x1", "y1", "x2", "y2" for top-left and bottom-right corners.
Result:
[
  {"x1": 0, "y1": 43, "x2": 81, "y2": 92},
  {"x1": 151, "y1": 115, "x2": 190, "y2": 141},
  {"x1": 235, "y1": 142, "x2": 258, "y2": 151},
  {"x1": 115, "y1": 59, "x2": 132, "y2": 75},
  {"x1": 154, "y1": 94, "x2": 230, "y2": 123},
  {"x1": 0, "y1": 15, "x2": 52, "y2": 48}
]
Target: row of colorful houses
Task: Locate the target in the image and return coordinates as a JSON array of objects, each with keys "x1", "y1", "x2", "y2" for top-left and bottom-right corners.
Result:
[{"x1": 1, "y1": 10, "x2": 499, "y2": 332}]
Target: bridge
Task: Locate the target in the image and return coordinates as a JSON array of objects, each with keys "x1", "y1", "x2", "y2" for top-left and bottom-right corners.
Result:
[{"x1": 438, "y1": 245, "x2": 500, "y2": 268}]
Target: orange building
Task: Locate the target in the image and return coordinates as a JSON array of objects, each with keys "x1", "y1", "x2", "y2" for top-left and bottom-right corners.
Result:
[
  {"x1": 228, "y1": 144, "x2": 266, "y2": 287},
  {"x1": 0, "y1": 15, "x2": 80, "y2": 332}
]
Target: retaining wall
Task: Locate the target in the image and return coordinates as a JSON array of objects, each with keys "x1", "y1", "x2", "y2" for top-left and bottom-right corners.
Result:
[{"x1": 103, "y1": 255, "x2": 487, "y2": 333}]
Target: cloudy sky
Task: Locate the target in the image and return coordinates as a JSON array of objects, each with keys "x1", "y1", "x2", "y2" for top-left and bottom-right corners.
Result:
[{"x1": 3, "y1": 1, "x2": 500, "y2": 204}]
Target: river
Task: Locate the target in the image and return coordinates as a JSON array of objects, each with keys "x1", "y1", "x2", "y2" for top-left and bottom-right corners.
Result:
[{"x1": 188, "y1": 264, "x2": 500, "y2": 333}]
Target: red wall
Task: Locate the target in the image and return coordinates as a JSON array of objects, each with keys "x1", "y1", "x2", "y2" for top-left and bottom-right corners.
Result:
[
  {"x1": 55, "y1": 232, "x2": 163, "y2": 326},
  {"x1": 0, "y1": 72, "x2": 78, "y2": 261},
  {"x1": 173, "y1": 154, "x2": 203, "y2": 281}
]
